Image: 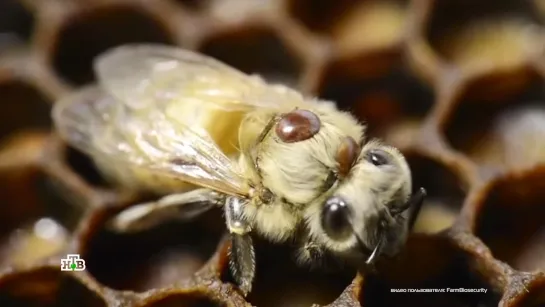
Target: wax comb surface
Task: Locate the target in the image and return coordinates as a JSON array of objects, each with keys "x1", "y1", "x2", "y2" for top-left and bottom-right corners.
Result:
[{"x1": 0, "y1": 0, "x2": 544, "y2": 306}]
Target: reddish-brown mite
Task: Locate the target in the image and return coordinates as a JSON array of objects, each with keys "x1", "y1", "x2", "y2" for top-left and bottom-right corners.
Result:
[{"x1": 275, "y1": 109, "x2": 321, "y2": 143}]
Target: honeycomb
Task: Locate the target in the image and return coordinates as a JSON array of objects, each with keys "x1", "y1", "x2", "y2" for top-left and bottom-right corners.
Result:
[{"x1": 0, "y1": 0, "x2": 544, "y2": 306}]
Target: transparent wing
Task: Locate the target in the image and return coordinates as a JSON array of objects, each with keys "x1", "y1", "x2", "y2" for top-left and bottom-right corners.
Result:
[
  {"x1": 52, "y1": 85, "x2": 249, "y2": 198},
  {"x1": 93, "y1": 43, "x2": 308, "y2": 112},
  {"x1": 108, "y1": 188, "x2": 221, "y2": 233}
]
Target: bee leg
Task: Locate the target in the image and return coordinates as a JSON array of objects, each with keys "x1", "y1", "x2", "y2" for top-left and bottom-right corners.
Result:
[
  {"x1": 108, "y1": 188, "x2": 221, "y2": 233},
  {"x1": 229, "y1": 233, "x2": 255, "y2": 296},
  {"x1": 224, "y1": 197, "x2": 255, "y2": 296},
  {"x1": 246, "y1": 115, "x2": 280, "y2": 178},
  {"x1": 255, "y1": 114, "x2": 279, "y2": 144}
]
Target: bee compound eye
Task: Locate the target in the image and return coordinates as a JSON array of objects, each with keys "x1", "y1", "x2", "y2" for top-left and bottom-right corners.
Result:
[
  {"x1": 366, "y1": 149, "x2": 390, "y2": 166},
  {"x1": 275, "y1": 109, "x2": 321, "y2": 143},
  {"x1": 321, "y1": 196, "x2": 353, "y2": 242}
]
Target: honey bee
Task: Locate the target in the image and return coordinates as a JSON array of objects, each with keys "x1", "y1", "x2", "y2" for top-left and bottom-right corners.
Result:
[{"x1": 52, "y1": 44, "x2": 426, "y2": 295}]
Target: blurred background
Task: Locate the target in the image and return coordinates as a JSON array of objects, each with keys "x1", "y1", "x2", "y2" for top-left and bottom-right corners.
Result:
[{"x1": 0, "y1": 0, "x2": 544, "y2": 306}]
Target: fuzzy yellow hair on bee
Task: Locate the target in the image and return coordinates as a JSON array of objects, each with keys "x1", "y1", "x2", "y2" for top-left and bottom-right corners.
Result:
[{"x1": 52, "y1": 43, "x2": 426, "y2": 296}]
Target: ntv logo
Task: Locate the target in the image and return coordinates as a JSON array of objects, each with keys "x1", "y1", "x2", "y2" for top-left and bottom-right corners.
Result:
[{"x1": 60, "y1": 254, "x2": 86, "y2": 271}]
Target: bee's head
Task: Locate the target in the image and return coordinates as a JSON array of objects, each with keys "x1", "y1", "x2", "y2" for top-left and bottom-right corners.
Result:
[
  {"x1": 309, "y1": 140, "x2": 425, "y2": 266},
  {"x1": 242, "y1": 104, "x2": 425, "y2": 265}
]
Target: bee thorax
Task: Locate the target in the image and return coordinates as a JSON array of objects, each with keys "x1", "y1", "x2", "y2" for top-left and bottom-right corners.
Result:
[{"x1": 243, "y1": 198, "x2": 300, "y2": 242}]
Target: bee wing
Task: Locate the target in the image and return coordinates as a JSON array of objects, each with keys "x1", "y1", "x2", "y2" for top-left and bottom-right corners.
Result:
[
  {"x1": 93, "y1": 43, "x2": 308, "y2": 112},
  {"x1": 52, "y1": 85, "x2": 249, "y2": 198},
  {"x1": 108, "y1": 188, "x2": 221, "y2": 233}
]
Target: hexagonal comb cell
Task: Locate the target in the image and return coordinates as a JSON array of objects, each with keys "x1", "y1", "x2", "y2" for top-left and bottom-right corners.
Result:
[
  {"x1": 518, "y1": 277, "x2": 545, "y2": 307},
  {"x1": 0, "y1": 267, "x2": 106, "y2": 307},
  {"x1": 2, "y1": 0, "x2": 545, "y2": 305},
  {"x1": 65, "y1": 146, "x2": 110, "y2": 189},
  {"x1": 0, "y1": 203, "x2": 71, "y2": 268},
  {"x1": 366, "y1": 235, "x2": 456, "y2": 288},
  {"x1": 287, "y1": 0, "x2": 353, "y2": 33},
  {"x1": 199, "y1": 26, "x2": 302, "y2": 87},
  {"x1": 0, "y1": 168, "x2": 70, "y2": 268},
  {"x1": 443, "y1": 78, "x2": 545, "y2": 171},
  {"x1": 143, "y1": 293, "x2": 224, "y2": 307},
  {"x1": 82, "y1": 208, "x2": 224, "y2": 292},
  {"x1": 288, "y1": 0, "x2": 408, "y2": 53},
  {"x1": 406, "y1": 154, "x2": 468, "y2": 234},
  {"x1": 172, "y1": 0, "x2": 210, "y2": 11},
  {"x1": 425, "y1": 0, "x2": 545, "y2": 71},
  {"x1": 0, "y1": 81, "x2": 51, "y2": 144},
  {"x1": 0, "y1": 134, "x2": 77, "y2": 268},
  {"x1": 475, "y1": 168, "x2": 545, "y2": 272},
  {"x1": 0, "y1": 0, "x2": 34, "y2": 49},
  {"x1": 52, "y1": 5, "x2": 175, "y2": 86},
  {"x1": 318, "y1": 59, "x2": 434, "y2": 145},
  {"x1": 330, "y1": 0, "x2": 409, "y2": 56},
  {"x1": 221, "y1": 238, "x2": 354, "y2": 307},
  {"x1": 362, "y1": 245, "x2": 500, "y2": 307}
]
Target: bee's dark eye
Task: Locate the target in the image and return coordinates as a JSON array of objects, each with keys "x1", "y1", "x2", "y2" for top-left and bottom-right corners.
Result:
[
  {"x1": 366, "y1": 149, "x2": 390, "y2": 166},
  {"x1": 321, "y1": 196, "x2": 353, "y2": 242}
]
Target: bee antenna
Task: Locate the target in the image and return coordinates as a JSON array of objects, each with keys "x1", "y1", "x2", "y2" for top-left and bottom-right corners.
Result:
[
  {"x1": 345, "y1": 212, "x2": 383, "y2": 267},
  {"x1": 362, "y1": 187, "x2": 427, "y2": 267},
  {"x1": 406, "y1": 187, "x2": 427, "y2": 231},
  {"x1": 365, "y1": 235, "x2": 384, "y2": 266}
]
